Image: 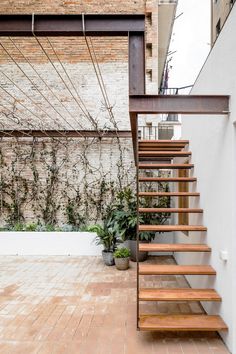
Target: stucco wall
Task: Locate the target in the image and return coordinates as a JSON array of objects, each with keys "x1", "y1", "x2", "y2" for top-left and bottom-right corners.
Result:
[{"x1": 175, "y1": 5, "x2": 236, "y2": 352}]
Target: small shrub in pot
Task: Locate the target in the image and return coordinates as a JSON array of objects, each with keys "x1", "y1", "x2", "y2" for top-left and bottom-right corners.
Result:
[{"x1": 113, "y1": 247, "x2": 131, "y2": 270}]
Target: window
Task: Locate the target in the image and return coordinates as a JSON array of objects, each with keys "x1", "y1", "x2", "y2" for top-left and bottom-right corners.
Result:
[
  {"x1": 146, "y1": 122, "x2": 153, "y2": 139},
  {"x1": 146, "y1": 43, "x2": 152, "y2": 58}
]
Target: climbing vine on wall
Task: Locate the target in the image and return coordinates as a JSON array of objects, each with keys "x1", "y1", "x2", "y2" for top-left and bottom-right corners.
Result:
[{"x1": 0, "y1": 135, "x2": 135, "y2": 227}]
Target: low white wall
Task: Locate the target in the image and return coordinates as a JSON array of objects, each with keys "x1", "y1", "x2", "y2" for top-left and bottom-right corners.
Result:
[
  {"x1": 175, "y1": 5, "x2": 236, "y2": 352},
  {"x1": 0, "y1": 232, "x2": 102, "y2": 256}
]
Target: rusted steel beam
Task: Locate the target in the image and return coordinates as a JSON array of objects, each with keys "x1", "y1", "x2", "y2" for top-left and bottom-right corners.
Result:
[
  {"x1": 0, "y1": 13, "x2": 145, "y2": 96},
  {"x1": 129, "y1": 33, "x2": 145, "y2": 95},
  {"x1": 129, "y1": 95, "x2": 230, "y2": 114},
  {"x1": 0, "y1": 14, "x2": 145, "y2": 37},
  {"x1": 0, "y1": 130, "x2": 132, "y2": 138},
  {"x1": 130, "y1": 113, "x2": 138, "y2": 163}
]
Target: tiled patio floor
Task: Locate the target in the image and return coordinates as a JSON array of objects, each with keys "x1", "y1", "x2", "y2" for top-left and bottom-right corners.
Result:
[{"x1": 0, "y1": 255, "x2": 230, "y2": 354}]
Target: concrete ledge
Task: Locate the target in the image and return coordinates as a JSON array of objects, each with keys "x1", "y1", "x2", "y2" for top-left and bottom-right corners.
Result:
[{"x1": 0, "y1": 232, "x2": 102, "y2": 256}]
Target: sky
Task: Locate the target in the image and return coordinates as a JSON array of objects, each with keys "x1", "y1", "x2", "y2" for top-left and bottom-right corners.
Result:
[{"x1": 168, "y1": 0, "x2": 211, "y2": 92}]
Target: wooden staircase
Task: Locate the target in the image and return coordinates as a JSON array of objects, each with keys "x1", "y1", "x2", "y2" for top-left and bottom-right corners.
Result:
[{"x1": 137, "y1": 139, "x2": 228, "y2": 332}]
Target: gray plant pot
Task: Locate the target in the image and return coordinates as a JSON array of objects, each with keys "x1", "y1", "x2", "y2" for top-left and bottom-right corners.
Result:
[
  {"x1": 102, "y1": 250, "x2": 114, "y2": 266},
  {"x1": 114, "y1": 257, "x2": 130, "y2": 270},
  {"x1": 128, "y1": 240, "x2": 148, "y2": 262}
]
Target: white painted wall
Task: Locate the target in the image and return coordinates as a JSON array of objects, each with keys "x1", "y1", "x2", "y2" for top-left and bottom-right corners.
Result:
[
  {"x1": 0, "y1": 232, "x2": 102, "y2": 256},
  {"x1": 175, "y1": 5, "x2": 236, "y2": 352}
]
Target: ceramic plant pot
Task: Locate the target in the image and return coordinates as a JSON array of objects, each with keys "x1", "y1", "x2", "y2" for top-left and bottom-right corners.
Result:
[
  {"x1": 114, "y1": 257, "x2": 130, "y2": 270},
  {"x1": 102, "y1": 250, "x2": 115, "y2": 266},
  {"x1": 128, "y1": 240, "x2": 148, "y2": 262}
]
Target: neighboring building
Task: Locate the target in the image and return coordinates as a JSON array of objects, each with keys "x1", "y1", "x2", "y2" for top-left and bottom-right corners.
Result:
[
  {"x1": 178, "y1": 4, "x2": 236, "y2": 352},
  {"x1": 211, "y1": 0, "x2": 236, "y2": 45},
  {"x1": 141, "y1": 0, "x2": 179, "y2": 141}
]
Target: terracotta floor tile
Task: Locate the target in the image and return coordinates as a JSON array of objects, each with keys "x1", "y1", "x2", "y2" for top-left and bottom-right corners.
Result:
[{"x1": 0, "y1": 255, "x2": 230, "y2": 354}]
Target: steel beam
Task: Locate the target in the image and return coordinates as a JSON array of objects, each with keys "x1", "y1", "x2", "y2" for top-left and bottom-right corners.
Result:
[
  {"x1": 0, "y1": 14, "x2": 145, "y2": 37},
  {"x1": 129, "y1": 95, "x2": 230, "y2": 114},
  {"x1": 0, "y1": 13, "x2": 145, "y2": 95},
  {"x1": 130, "y1": 113, "x2": 138, "y2": 162},
  {"x1": 0, "y1": 130, "x2": 132, "y2": 138},
  {"x1": 129, "y1": 33, "x2": 145, "y2": 95}
]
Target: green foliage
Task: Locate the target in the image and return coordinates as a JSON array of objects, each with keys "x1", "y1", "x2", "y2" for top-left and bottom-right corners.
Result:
[
  {"x1": 104, "y1": 187, "x2": 170, "y2": 242},
  {"x1": 113, "y1": 247, "x2": 131, "y2": 258},
  {"x1": 25, "y1": 223, "x2": 38, "y2": 231},
  {"x1": 139, "y1": 185, "x2": 170, "y2": 241},
  {"x1": 0, "y1": 138, "x2": 135, "y2": 228},
  {"x1": 65, "y1": 199, "x2": 85, "y2": 229},
  {"x1": 86, "y1": 223, "x2": 121, "y2": 252},
  {"x1": 0, "y1": 222, "x2": 82, "y2": 232},
  {"x1": 12, "y1": 222, "x2": 25, "y2": 231},
  {"x1": 104, "y1": 187, "x2": 137, "y2": 241}
]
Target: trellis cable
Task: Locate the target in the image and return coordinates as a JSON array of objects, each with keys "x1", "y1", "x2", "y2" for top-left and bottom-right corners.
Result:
[
  {"x1": 31, "y1": 18, "x2": 98, "y2": 131},
  {"x1": 0, "y1": 85, "x2": 50, "y2": 130},
  {"x1": 0, "y1": 95, "x2": 68, "y2": 143},
  {"x1": 9, "y1": 37, "x2": 85, "y2": 131},
  {"x1": 82, "y1": 13, "x2": 124, "y2": 188},
  {"x1": 0, "y1": 68, "x2": 67, "y2": 136},
  {"x1": 0, "y1": 102, "x2": 34, "y2": 137},
  {"x1": 46, "y1": 37, "x2": 100, "y2": 131},
  {"x1": 81, "y1": 14, "x2": 119, "y2": 132},
  {"x1": 0, "y1": 40, "x2": 82, "y2": 135},
  {"x1": 0, "y1": 106, "x2": 72, "y2": 147}
]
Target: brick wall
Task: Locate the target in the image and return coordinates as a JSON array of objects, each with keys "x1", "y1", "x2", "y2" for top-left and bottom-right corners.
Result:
[
  {"x1": 0, "y1": 137, "x2": 135, "y2": 226},
  {"x1": 0, "y1": 0, "x2": 160, "y2": 225},
  {"x1": 0, "y1": 0, "x2": 145, "y2": 14}
]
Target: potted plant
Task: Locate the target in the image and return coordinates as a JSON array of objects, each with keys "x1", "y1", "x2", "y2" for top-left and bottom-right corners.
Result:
[
  {"x1": 113, "y1": 247, "x2": 131, "y2": 270},
  {"x1": 86, "y1": 223, "x2": 119, "y2": 266},
  {"x1": 105, "y1": 188, "x2": 149, "y2": 262},
  {"x1": 106, "y1": 187, "x2": 170, "y2": 262}
]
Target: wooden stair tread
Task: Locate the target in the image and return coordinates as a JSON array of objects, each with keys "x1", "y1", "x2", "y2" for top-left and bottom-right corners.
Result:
[
  {"x1": 139, "y1": 147, "x2": 186, "y2": 151},
  {"x1": 139, "y1": 141, "x2": 189, "y2": 149},
  {"x1": 139, "y1": 288, "x2": 221, "y2": 301},
  {"x1": 139, "y1": 141, "x2": 189, "y2": 152},
  {"x1": 139, "y1": 164, "x2": 194, "y2": 169},
  {"x1": 139, "y1": 264, "x2": 216, "y2": 275},
  {"x1": 139, "y1": 225, "x2": 207, "y2": 232},
  {"x1": 139, "y1": 192, "x2": 200, "y2": 197},
  {"x1": 139, "y1": 208, "x2": 203, "y2": 213},
  {"x1": 139, "y1": 140, "x2": 189, "y2": 144},
  {"x1": 138, "y1": 157, "x2": 173, "y2": 162},
  {"x1": 139, "y1": 243, "x2": 211, "y2": 252},
  {"x1": 139, "y1": 177, "x2": 197, "y2": 182},
  {"x1": 138, "y1": 151, "x2": 191, "y2": 157},
  {"x1": 139, "y1": 314, "x2": 227, "y2": 331}
]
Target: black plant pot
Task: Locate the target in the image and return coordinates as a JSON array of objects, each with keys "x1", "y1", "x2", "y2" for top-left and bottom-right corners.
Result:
[
  {"x1": 128, "y1": 240, "x2": 148, "y2": 262},
  {"x1": 102, "y1": 250, "x2": 115, "y2": 266}
]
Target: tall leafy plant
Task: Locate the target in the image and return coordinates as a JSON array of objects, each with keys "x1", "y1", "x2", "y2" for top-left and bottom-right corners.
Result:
[
  {"x1": 105, "y1": 187, "x2": 170, "y2": 242},
  {"x1": 86, "y1": 221, "x2": 120, "y2": 252}
]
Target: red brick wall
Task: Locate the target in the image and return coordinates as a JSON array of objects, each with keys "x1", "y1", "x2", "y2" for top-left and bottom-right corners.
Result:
[
  {"x1": 0, "y1": 0, "x2": 145, "y2": 14},
  {"x1": 0, "y1": 37, "x2": 128, "y2": 64},
  {"x1": 0, "y1": 0, "x2": 147, "y2": 64}
]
